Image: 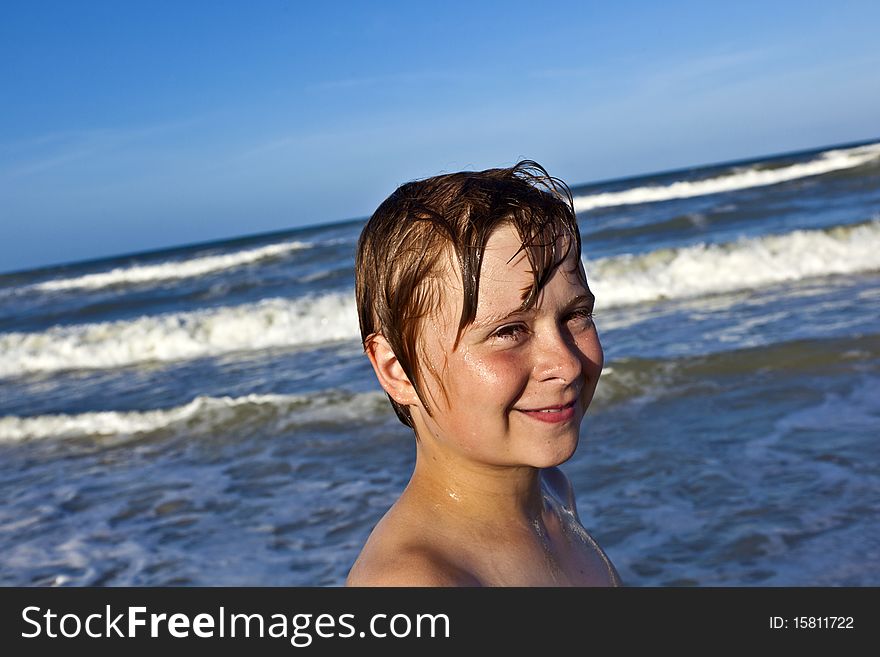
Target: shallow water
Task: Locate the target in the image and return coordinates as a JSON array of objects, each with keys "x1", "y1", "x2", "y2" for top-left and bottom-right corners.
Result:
[{"x1": 2, "y1": 140, "x2": 879, "y2": 586}]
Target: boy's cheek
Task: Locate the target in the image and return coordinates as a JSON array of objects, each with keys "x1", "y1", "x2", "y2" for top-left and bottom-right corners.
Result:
[{"x1": 461, "y1": 352, "x2": 522, "y2": 385}]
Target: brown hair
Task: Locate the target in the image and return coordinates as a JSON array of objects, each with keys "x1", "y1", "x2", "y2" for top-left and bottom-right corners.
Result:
[{"x1": 355, "y1": 160, "x2": 583, "y2": 428}]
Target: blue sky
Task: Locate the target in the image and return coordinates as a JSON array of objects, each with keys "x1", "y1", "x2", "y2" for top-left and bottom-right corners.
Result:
[{"x1": 2, "y1": 0, "x2": 878, "y2": 273}]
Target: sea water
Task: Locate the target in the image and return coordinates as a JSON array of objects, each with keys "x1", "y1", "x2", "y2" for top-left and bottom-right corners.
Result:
[{"x1": 1, "y1": 140, "x2": 878, "y2": 586}]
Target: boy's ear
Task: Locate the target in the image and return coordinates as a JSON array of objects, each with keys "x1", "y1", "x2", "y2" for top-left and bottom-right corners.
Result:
[{"x1": 365, "y1": 334, "x2": 419, "y2": 407}]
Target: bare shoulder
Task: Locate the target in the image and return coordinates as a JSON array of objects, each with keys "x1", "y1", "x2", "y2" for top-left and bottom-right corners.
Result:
[
  {"x1": 346, "y1": 544, "x2": 479, "y2": 587},
  {"x1": 541, "y1": 466, "x2": 579, "y2": 516},
  {"x1": 346, "y1": 502, "x2": 480, "y2": 587},
  {"x1": 542, "y1": 468, "x2": 623, "y2": 586}
]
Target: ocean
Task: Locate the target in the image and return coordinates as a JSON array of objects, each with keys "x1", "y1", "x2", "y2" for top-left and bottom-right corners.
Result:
[{"x1": 1, "y1": 140, "x2": 878, "y2": 586}]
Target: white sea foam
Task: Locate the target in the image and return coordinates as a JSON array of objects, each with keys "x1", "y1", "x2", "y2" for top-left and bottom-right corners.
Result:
[
  {"x1": 0, "y1": 390, "x2": 390, "y2": 443},
  {"x1": 0, "y1": 292, "x2": 359, "y2": 378},
  {"x1": 33, "y1": 241, "x2": 311, "y2": 292},
  {"x1": 588, "y1": 220, "x2": 880, "y2": 308},
  {"x1": 3, "y1": 222, "x2": 878, "y2": 378},
  {"x1": 572, "y1": 143, "x2": 880, "y2": 212}
]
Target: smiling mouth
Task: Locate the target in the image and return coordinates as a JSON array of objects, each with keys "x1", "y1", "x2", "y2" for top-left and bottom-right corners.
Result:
[{"x1": 515, "y1": 401, "x2": 577, "y2": 423}]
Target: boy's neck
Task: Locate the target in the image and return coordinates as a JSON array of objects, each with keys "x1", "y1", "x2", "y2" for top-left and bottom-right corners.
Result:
[{"x1": 407, "y1": 448, "x2": 549, "y2": 527}]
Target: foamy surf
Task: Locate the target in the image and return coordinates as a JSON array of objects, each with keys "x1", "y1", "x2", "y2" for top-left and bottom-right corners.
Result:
[
  {"x1": 0, "y1": 390, "x2": 390, "y2": 443},
  {"x1": 573, "y1": 142, "x2": 880, "y2": 212},
  {"x1": 32, "y1": 240, "x2": 311, "y2": 292},
  {"x1": 0, "y1": 292, "x2": 358, "y2": 378},
  {"x1": 2, "y1": 222, "x2": 877, "y2": 378},
  {"x1": 587, "y1": 219, "x2": 880, "y2": 308},
  {"x1": 7, "y1": 332, "x2": 873, "y2": 443}
]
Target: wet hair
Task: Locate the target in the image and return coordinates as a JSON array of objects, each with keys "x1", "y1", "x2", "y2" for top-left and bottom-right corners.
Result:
[{"x1": 355, "y1": 160, "x2": 583, "y2": 428}]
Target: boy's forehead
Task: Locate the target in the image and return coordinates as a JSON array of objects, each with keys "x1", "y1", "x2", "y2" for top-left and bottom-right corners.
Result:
[
  {"x1": 432, "y1": 224, "x2": 581, "y2": 328},
  {"x1": 433, "y1": 225, "x2": 532, "y2": 308},
  {"x1": 478, "y1": 224, "x2": 581, "y2": 300},
  {"x1": 480, "y1": 225, "x2": 533, "y2": 283}
]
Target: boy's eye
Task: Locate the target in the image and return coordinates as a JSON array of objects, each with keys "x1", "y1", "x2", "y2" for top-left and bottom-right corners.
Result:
[
  {"x1": 493, "y1": 323, "x2": 528, "y2": 340},
  {"x1": 567, "y1": 307, "x2": 595, "y2": 328}
]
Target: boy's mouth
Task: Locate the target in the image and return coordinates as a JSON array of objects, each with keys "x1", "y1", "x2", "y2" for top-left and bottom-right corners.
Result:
[{"x1": 515, "y1": 400, "x2": 576, "y2": 423}]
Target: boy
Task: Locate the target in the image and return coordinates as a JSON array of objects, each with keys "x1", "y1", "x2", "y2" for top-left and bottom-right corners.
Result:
[{"x1": 347, "y1": 161, "x2": 620, "y2": 586}]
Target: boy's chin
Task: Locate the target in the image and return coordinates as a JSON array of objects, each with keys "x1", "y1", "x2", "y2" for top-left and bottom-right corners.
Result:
[{"x1": 526, "y1": 438, "x2": 580, "y2": 469}]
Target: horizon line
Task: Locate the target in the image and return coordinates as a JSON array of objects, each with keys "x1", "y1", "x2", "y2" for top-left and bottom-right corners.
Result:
[{"x1": 3, "y1": 134, "x2": 877, "y2": 278}]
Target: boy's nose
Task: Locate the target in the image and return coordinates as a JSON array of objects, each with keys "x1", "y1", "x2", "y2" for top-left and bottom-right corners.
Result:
[{"x1": 534, "y1": 328, "x2": 583, "y2": 384}]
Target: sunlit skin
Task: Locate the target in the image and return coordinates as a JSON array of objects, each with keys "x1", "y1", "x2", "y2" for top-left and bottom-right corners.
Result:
[{"x1": 346, "y1": 223, "x2": 620, "y2": 586}]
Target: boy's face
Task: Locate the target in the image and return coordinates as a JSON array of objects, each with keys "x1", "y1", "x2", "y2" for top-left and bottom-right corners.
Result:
[{"x1": 411, "y1": 223, "x2": 603, "y2": 469}]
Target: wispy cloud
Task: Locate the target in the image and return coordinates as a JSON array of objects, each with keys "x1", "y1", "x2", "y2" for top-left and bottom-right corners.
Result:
[
  {"x1": 645, "y1": 46, "x2": 777, "y2": 87},
  {"x1": 305, "y1": 69, "x2": 468, "y2": 93},
  {"x1": 0, "y1": 118, "x2": 204, "y2": 181},
  {"x1": 528, "y1": 65, "x2": 606, "y2": 80},
  {"x1": 308, "y1": 76, "x2": 385, "y2": 91},
  {"x1": 533, "y1": 46, "x2": 776, "y2": 91},
  {"x1": 235, "y1": 134, "x2": 304, "y2": 160}
]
